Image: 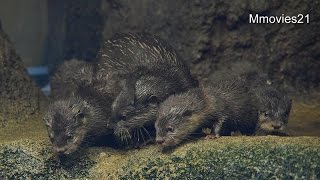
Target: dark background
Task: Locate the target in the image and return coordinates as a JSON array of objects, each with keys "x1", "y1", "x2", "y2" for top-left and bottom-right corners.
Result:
[{"x1": 47, "y1": 0, "x2": 320, "y2": 94}]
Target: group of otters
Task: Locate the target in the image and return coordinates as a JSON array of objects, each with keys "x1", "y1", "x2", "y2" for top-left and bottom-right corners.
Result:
[{"x1": 44, "y1": 33, "x2": 292, "y2": 155}]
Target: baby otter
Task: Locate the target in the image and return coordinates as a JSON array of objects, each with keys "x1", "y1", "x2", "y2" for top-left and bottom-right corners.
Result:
[
  {"x1": 45, "y1": 61, "x2": 115, "y2": 155},
  {"x1": 44, "y1": 85, "x2": 114, "y2": 155},
  {"x1": 97, "y1": 33, "x2": 198, "y2": 144},
  {"x1": 112, "y1": 75, "x2": 175, "y2": 145},
  {"x1": 155, "y1": 80, "x2": 258, "y2": 147},
  {"x1": 209, "y1": 61, "x2": 292, "y2": 135}
]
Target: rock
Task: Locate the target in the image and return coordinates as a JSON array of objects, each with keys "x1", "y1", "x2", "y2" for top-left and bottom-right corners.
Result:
[
  {"x1": 0, "y1": 19, "x2": 47, "y2": 123},
  {"x1": 55, "y1": 0, "x2": 320, "y2": 93}
]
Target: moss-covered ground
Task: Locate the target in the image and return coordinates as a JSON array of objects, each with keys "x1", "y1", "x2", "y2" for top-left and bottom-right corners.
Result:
[{"x1": 0, "y1": 137, "x2": 319, "y2": 179}]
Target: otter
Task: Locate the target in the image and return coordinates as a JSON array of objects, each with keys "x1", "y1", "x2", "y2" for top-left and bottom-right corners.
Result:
[
  {"x1": 43, "y1": 85, "x2": 114, "y2": 155},
  {"x1": 45, "y1": 61, "x2": 116, "y2": 155},
  {"x1": 209, "y1": 61, "x2": 292, "y2": 135},
  {"x1": 155, "y1": 80, "x2": 258, "y2": 147},
  {"x1": 96, "y1": 33, "x2": 198, "y2": 145},
  {"x1": 50, "y1": 59, "x2": 94, "y2": 100},
  {"x1": 112, "y1": 75, "x2": 178, "y2": 146}
]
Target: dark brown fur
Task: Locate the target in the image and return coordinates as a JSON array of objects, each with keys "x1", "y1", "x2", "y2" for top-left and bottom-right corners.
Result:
[
  {"x1": 45, "y1": 61, "x2": 116, "y2": 155},
  {"x1": 209, "y1": 61, "x2": 292, "y2": 135},
  {"x1": 97, "y1": 33, "x2": 198, "y2": 145},
  {"x1": 50, "y1": 59, "x2": 94, "y2": 100},
  {"x1": 156, "y1": 80, "x2": 258, "y2": 147}
]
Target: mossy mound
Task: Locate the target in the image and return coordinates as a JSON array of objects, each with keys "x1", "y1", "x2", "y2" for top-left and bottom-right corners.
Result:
[
  {"x1": 0, "y1": 137, "x2": 319, "y2": 179},
  {"x1": 119, "y1": 137, "x2": 320, "y2": 179},
  {"x1": 0, "y1": 140, "x2": 95, "y2": 179}
]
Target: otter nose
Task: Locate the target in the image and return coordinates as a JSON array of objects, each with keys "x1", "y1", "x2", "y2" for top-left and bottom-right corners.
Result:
[
  {"x1": 156, "y1": 138, "x2": 165, "y2": 144},
  {"x1": 272, "y1": 124, "x2": 282, "y2": 130},
  {"x1": 54, "y1": 147, "x2": 67, "y2": 155}
]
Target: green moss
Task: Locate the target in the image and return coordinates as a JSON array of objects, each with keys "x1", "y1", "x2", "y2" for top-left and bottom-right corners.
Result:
[
  {"x1": 0, "y1": 137, "x2": 319, "y2": 179},
  {"x1": 119, "y1": 137, "x2": 320, "y2": 179},
  {"x1": 0, "y1": 140, "x2": 95, "y2": 179}
]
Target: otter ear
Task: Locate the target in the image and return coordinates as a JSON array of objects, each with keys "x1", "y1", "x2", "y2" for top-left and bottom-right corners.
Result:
[
  {"x1": 147, "y1": 95, "x2": 159, "y2": 104},
  {"x1": 182, "y1": 110, "x2": 192, "y2": 117}
]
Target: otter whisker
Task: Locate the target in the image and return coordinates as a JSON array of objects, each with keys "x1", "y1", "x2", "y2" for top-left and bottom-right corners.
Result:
[
  {"x1": 142, "y1": 126, "x2": 151, "y2": 139},
  {"x1": 124, "y1": 131, "x2": 129, "y2": 145},
  {"x1": 168, "y1": 136, "x2": 175, "y2": 142},
  {"x1": 139, "y1": 128, "x2": 146, "y2": 144},
  {"x1": 137, "y1": 128, "x2": 140, "y2": 142},
  {"x1": 133, "y1": 128, "x2": 137, "y2": 141},
  {"x1": 120, "y1": 131, "x2": 125, "y2": 142},
  {"x1": 125, "y1": 128, "x2": 132, "y2": 139}
]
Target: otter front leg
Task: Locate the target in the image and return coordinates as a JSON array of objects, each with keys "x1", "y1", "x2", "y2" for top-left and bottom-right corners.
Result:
[
  {"x1": 213, "y1": 121, "x2": 223, "y2": 138},
  {"x1": 202, "y1": 128, "x2": 215, "y2": 139},
  {"x1": 213, "y1": 116, "x2": 229, "y2": 138},
  {"x1": 204, "y1": 119, "x2": 223, "y2": 139}
]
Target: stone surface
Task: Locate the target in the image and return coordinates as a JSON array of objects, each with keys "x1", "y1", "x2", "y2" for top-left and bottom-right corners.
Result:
[
  {"x1": 0, "y1": 20, "x2": 47, "y2": 123},
  {"x1": 58, "y1": 0, "x2": 320, "y2": 93}
]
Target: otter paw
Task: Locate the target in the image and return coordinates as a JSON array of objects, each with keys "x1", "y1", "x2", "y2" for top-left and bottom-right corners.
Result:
[{"x1": 204, "y1": 134, "x2": 219, "y2": 140}]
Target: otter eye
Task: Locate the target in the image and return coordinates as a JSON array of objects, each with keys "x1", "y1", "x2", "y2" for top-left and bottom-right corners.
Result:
[
  {"x1": 264, "y1": 112, "x2": 269, "y2": 116},
  {"x1": 147, "y1": 95, "x2": 158, "y2": 104},
  {"x1": 120, "y1": 115, "x2": 127, "y2": 121},
  {"x1": 78, "y1": 112, "x2": 85, "y2": 118},
  {"x1": 77, "y1": 110, "x2": 85, "y2": 119},
  {"x1": 166, "y1": 126, "x2": 174, "y2": 133}
]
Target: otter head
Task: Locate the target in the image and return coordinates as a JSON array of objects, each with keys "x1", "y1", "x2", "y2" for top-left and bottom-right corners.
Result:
[
  {"x1": 43, "y1": 97, "x2": 92, "y2": 155},
  {"x1": 255, "y1": 88, "x2": 292, "y2": 134},
  {"x1": 155, "y1": 89, "x2": 205, "y2": 147},
  {"x1": 113, "y1": 95, "x2": 159, "y2": 144}
]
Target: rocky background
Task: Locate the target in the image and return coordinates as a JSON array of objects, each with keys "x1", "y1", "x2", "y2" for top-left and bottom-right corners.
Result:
[
  {"x1": 48, "y1": 0, "x2": 319, "y2": 94},
  {"x1": 2, "y1": 0, "x2": 318, "y2": 124},
  {"x1": 0, "y1": 20, "x2": 46, "y2": 123}
]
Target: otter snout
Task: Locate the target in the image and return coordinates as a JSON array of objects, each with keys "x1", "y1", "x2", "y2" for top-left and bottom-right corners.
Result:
[
  {"x1": 54, "y1": 147, "x2": 70, "y2": 155},
  {"x1": 271, "y1": 121, "x2": 284, "y2": 130},
  {"x1": 156, "y1": 137, "x2": 165, "y2": 144}
]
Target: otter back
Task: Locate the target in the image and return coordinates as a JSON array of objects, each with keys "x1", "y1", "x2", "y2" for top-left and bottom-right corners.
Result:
[
  {"x1": 51, "y1": 59, "x2": 94, "y2": 100},
  {"x1": 97, "y1": 33, "x2": 198, "y2": 116},
  {"x1": 206, "y1": 80, "x2": 258, "y2": 135}
]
